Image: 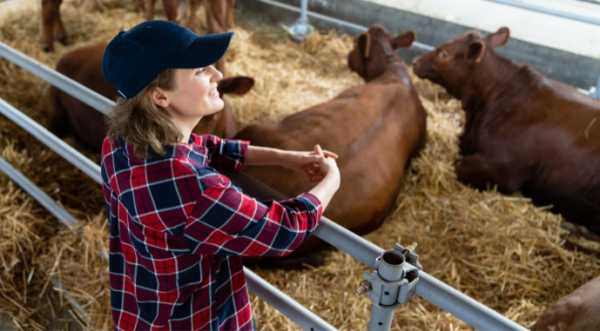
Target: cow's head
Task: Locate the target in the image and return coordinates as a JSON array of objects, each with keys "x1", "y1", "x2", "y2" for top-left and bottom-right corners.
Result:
[
  {"x1": 348, "y1": 24, "x2": 415, "y2": 81},
  {"x1": 194, "y1": 75, "x2": 254, "y2": 137},
  {"x1": 412, "y1": 27, "x2": 510, "y2": 97}
]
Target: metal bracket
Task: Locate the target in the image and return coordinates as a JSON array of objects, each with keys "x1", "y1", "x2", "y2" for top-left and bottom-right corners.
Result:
[
  {"x1": 360, "y1": 244, "x2": 421, "y2": 331},
  {"x1": 282, "y1": 0, "x2": 314, "y2": 42}
]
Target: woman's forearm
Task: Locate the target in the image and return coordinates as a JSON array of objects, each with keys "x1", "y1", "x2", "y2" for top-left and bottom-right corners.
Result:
[
  {"x1": 308, "y1": 171, "x2": 340, "y2": 210},
  {"x1": 245, "y1": 145, "x2": 284, "y2": 166}
]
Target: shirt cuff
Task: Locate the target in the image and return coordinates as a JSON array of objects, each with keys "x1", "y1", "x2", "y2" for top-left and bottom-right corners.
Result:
[{"x1": 296, "y1": 192, "x2": 324, "y2": 229}]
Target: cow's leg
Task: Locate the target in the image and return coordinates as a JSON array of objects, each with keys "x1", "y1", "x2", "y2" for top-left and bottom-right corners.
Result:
[
  {"x1": 456, "y1": 154, "x2": 523, "y2": 193},
  {"x1": 206, "y1": 0, "x2": 227, "y2": 33},
  {"x1": 162, "y1": 0, "x2": 178, "y2": 21},
  {"x1": 54, "y1": 0, "x2": 67, "y2": 45},
  {"x1": 135, "y1": 0, "x2": 145, "y2": 12},
  {"x1": 145, "y1": 0, "x2": 156, "y2": 20},
  {"x1": 205, "y1": 0, "x2": 229, "y2": 73},
  {"x1": 41, "y1": 0, "x2": 58, "y2": 52},
  {"x1": 226, "y1": 0, "x2": 235, "y2": 27},
  {"x1": 184, "y1": 0, "x2": 202, "y2": 30}
]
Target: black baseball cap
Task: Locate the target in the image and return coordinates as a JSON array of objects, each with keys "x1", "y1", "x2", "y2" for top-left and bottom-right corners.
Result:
[{"x1": 102, "y1": 20, "x2": 233, "y2": 99}]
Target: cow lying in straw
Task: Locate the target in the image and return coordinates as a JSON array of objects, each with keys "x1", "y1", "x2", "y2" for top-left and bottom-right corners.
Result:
[
  {"x1": 234, "y1": 24, "x2": 427, "y2": 259},
  {"x1": 413, "y1": 27, "x2": 600, "y2": 236}
]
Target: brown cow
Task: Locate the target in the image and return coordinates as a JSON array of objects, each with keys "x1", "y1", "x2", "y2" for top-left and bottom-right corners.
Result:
[
  {"x1": 139, "y1": 0, "x2": 236, "y2": 73},
  {"x1": 412, "y1": 27, "x2": 600, "y2": 235},
  {"x1": 48, "y1": 42, "x2": 254, "y2": 152},
  {"x1": 41, "y1": 0, "x2": 67, "y2": 52},
  {"x1": 234, "y1": 24, "x2": 427, "y2": 257},
  {"x1": 532, "y1": 276, "x2": 600, "y2": 331}
]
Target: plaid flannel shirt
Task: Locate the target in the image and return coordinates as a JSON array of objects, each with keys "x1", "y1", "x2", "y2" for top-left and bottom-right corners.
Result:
[{"x1": 101, "y1": 134, "x2": 323, "y2": 331}]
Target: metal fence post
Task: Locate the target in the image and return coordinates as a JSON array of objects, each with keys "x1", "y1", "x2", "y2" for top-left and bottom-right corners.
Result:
[
  {"x1": 361, "y1": 244, "x2": 420, "y2": 331},
  {"x1": 283, "y1": 0, "x2": 314, "y2": 41}
]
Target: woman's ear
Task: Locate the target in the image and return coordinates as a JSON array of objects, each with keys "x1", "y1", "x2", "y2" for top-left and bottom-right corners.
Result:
[{"x1": 150, "y1": 87, "x2": 170, "y2": 108}]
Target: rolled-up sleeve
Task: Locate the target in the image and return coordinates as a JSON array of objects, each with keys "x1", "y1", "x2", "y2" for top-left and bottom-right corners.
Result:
[
  {"x1": 203, "y1": 134, "x2": 249, "y2": 172},
  {"x1": 184, "y1": 176, "x2": 323, "y2": 257}
]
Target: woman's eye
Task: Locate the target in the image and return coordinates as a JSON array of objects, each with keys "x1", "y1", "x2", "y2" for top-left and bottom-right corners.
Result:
[{"x1": 195, "y1": 68, "x2": 207, "y2": 75}]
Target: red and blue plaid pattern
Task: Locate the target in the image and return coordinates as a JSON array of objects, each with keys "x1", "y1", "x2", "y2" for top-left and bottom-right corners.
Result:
[{"x1": 101, "y1": 134, "x2": 323, "y2": 331}]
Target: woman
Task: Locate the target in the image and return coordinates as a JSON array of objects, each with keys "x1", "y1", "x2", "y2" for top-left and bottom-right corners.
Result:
[{"x1": 100, "y1": 20, "x2": 340, "y2": 330}]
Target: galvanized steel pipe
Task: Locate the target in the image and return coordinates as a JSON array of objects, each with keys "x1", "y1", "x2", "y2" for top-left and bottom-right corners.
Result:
[
  {"x1": 0, "y1": 98, "x2": 102, "y2": 184},
  {"x1": 0, "y1": 42, "x2": 113, "y2": 116},
  {"x1": 255, "y1": 0, "x2": 435, "y2": 52},
  {"x1": 0, "y1": 156, "x2": 78, "y2": 229}
]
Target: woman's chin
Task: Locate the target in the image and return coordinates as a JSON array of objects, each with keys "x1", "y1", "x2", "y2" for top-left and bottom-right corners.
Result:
[{"x1": 206, "y1": 102, "x2": 225, "y2": 114}]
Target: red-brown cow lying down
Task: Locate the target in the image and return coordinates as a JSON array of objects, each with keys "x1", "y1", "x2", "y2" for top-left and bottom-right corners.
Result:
[
  {"x1": 49, "y1": 42, "x2": 254, "y2": 152},
  {"x1": 139, "y1": 0, "x2": 236, "y2": 72},
  {"x1": 412, "y1": 27, "x2": 600, "y2": 235},
  {"x1": 532, "y1": 276, "x2": 600, "y2": 331},
  {"x1": 234, "y1": 25, "x2": 427, "y2": 257}
]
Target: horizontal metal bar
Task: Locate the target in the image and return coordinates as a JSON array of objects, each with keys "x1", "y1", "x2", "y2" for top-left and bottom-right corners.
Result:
[
  {"x1": 417, "y1": 273, "x2": 528, "y2": 331},
  {"x1": 0, "y1": 42, "x2": 113, "y2": 116},
  {"x1": 230, "y1": 171, "x2": 527, "y2": 330},
  {"x1": 482, "y1": 0, "x2": 600, "y2": 26},
  {"x1": 0, "y1": 98, "x2": 102, "y2": 184},
  {"x1": 0, "y1": 156, "x2": 78, "y2": 229},
  {"x1": 255, "y1": 0, "x2": 434, "y2": 52},
  {"x1": 314, "y1": 218, "x2": 382, "y2": 268},
  {"x1": 245, "y1": 268, "x2": 337, "y2": 331}
]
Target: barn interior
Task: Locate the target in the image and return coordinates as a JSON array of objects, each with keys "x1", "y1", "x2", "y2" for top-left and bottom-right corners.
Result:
[{"x1": 1, "y1": 0, "x2": 600, "y2": 330}]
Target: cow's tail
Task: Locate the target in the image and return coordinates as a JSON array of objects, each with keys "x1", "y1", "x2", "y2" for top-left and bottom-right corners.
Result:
[{"x1": 48, "y1": 85, "x2": 70, "y2": 138}]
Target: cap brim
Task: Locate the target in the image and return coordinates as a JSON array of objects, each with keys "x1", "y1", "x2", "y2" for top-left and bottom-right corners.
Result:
[{"x1": 176, "y1": 32, "x2": 233, "y2": 69}]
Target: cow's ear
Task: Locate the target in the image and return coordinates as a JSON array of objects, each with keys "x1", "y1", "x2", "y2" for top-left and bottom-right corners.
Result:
[
  {"x1": 357, "y1": 32, "x2": 372, "y2": 59},
  {"x1": 391, "y1": 31, "x2": 415, "y2": 49},
  {"x1": 467, "y1": 40, "x2": 485, "y2": 63},
  {"x1": 487, "y1": 26, "x2": 510, "y2": 48},
  {"x1": 217, "y1": 76, "x2": 255, "y2": 96}
]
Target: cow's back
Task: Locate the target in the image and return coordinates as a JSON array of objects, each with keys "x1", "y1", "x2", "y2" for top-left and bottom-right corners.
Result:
[
  {"x1": 236, "y1": 81, "x2": 426, "y2": 235},
  {"x1": 467, "y1": 68, "x2": 600, "y2": 231}
]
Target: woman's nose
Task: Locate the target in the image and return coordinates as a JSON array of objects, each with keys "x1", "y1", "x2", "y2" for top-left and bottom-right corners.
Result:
[{"x1": 209, "y1": 65, "x2": 224, "y2": 81}]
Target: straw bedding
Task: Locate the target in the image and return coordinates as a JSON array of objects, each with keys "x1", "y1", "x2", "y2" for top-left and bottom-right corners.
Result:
[{"x1": 1, "y1": 1, "x2": 599, "y2": 330}]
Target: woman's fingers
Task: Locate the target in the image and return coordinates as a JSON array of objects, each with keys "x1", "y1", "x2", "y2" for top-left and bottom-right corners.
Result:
[
  {"x1": 323, "y1": 150, "x2": 338, "y2": 159},
  {"x1": 314, "y1": 144, "x2": 324, "y2": 156}
]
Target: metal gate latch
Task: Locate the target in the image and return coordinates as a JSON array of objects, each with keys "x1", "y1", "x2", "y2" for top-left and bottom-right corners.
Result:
[{"x1": 361, "y1": 243, "x2": 421, "y2": 330}]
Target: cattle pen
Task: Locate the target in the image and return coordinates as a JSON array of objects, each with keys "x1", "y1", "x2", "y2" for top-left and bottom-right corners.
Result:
[{"x1": 1, "y1": 0, "x2": 600, "y2": 330}]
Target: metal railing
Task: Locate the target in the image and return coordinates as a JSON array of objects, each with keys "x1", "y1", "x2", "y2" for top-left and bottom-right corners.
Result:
[
  {"x1": 0, "y1": 7, "x2": 530, "y2": 328},
  {"x1": 256, "y1": 0, "x2": 435, "y2": 52}
]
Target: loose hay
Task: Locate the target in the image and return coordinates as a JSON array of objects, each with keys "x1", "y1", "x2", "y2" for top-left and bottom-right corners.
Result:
[{"x1": 1, "y1": 1, "x2": 600, "y2": 330}]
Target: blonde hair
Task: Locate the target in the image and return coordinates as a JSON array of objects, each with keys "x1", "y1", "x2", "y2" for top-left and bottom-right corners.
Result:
[{"x1": 107, "y1": 69, "x2": 180, "y2": 158}]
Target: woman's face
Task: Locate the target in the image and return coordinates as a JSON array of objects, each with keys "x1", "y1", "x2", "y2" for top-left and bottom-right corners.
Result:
[{"x1": 163, "y1": 66, "x2": 224, "y2": 122}]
